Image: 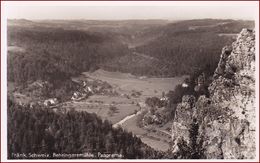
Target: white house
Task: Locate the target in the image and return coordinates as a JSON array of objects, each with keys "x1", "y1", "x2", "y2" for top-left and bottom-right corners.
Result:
[
  {"x1": 44, "y1": 98, "x2": 58, "y2": 106},
  {"x1": 182, "y1": 83, "x2": 189, "y2": 88}
]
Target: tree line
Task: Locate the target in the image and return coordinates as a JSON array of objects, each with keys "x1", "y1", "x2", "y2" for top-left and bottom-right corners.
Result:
[{"x1": 8, "y1": 98, "x2": 164, "y2": 159}]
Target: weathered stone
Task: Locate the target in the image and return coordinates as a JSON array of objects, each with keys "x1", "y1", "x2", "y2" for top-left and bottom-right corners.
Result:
[
  {"x1": 206, "y1": 29, "x2": 255, "y2": 159},
  {"x1": 171, "y1": 28, "x2": 255, "y2": 159},
  {"x1": 171, "y1": 95, "x2": 196, "y2": 152}
]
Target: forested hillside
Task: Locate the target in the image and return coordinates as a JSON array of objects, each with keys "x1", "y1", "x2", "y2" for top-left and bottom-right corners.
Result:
[
  {"x1": 7, "y1": 99, "x2": 163, "y2": 159},
  {"x1": 8, "y1": 19, "x2": 254, "y2": 83},
  {"x1": 7, "y1": 25, "x2": 131, "y2": 101},
  {"x1": 134, "y1": 19, "x2": 254, "y2": 76},
  {"x1": 7, "y1": 19, "x2": 254, "y2": 108},
  {"x1": 7, "y1": 26, "x2": 130, "y2": 84}
]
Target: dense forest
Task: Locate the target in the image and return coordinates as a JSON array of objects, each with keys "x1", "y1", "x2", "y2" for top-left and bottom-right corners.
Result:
[
  {"x1": 7, "y1": 26, "x2": 130, "y2": 84},
  {"x1": 7, "y1": 25, "x2": 130, "y2": 101},
  {"x1": 8, "y1": 19, "x2": 255, "y2": 84},
  {"x1": 134, "y1": 19, "x2": 254, "y2": 76},
  {"x1": 7, "y1": 98, "x2": 163, "y2": 159}
]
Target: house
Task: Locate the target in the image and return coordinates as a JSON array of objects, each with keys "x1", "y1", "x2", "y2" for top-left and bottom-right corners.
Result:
[
  {"x1": 160, "y1": 92, "x2": 169, "y2": 105},
  {"x1": 160, "y1": 96, "x2": 168, "y2": 102},
  {"x1": 139, "y1": 76, "x2": 147, "y2": 80},
  {"x1": 197, "y1": 73, "x2": 206, "y2": 86},
  {"x1": 86, "y1": 86, "x2": 93, "y2": 94},
  {"x1": 44, "y1": 98, "x2": 58, "y2": 107},
  {"x1": 71, "y1": 91, "x2": 87, "y2": 101},
  {"x1": 83, "y1": 81, "x2": 87, "y2": 87},
  {"x1": 71, "y1": 92, "x2": 81, "y2": 100},
  {"x1": 182, "y1": 83, "x2": 189, "y2": 88}
]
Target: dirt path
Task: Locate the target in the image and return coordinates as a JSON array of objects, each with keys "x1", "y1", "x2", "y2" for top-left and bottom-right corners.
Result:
[{"x1": 112, "y1": 110, "x2": 142, "y2": 128}]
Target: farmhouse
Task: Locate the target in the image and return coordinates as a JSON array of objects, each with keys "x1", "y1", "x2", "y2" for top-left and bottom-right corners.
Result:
[
  {"x1": 182, "y1": 83, "x2": 189, "y2": 88},
  {"x1": 44, "y1": 98, "x2": 58, "y2": 107}
]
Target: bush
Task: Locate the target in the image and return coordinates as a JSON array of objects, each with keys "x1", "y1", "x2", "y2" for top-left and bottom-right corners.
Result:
[{"x1": 145, "y1": 97, "x2": 163, "y2": 108}]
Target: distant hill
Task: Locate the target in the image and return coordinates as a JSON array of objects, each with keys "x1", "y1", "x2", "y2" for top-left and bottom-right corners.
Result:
[
  {"x1": 7, "y1": 19, "x2": 255, "y2": 84},
  {"x1": 134, "y1": 19, "x2": 255, "y2": 76},
  {"x1": 8, "y1": 19, "x2": 36, "y2": 26},
  {"x1": 7, "y1": 24, "x2": 129, "y2": 85},
  {"x1": 99, "y1": 19, "x2": 254, "y2": 77}
]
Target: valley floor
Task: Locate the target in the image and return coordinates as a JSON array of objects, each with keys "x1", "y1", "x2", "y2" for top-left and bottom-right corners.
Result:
[
  {"x1": 9, "y1": 69, "x2": 186, "y2": 152},
  {"x1": 67, "y1": 69, "x2": 186, "y2": 151}
]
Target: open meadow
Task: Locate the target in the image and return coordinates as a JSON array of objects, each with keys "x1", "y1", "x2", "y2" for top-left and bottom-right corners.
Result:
[{"x1": 68, "y1": 69, "x2": 186, "y2": 151}]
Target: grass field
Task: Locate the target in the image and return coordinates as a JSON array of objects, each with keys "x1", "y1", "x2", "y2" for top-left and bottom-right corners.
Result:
[
  {"x1": 63, "y1": 95, "x2": 140, "y2": 124},
  {"x1": 82, "y1": 69, "x2": 187, "y2": 100},
  {"x1": 69, "y1": 69, "x2": 186, "y2": 152}
]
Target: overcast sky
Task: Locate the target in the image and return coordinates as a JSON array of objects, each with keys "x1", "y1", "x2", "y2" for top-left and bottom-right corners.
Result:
[{"x1": 4, "y1": 1, "x2": 258, "y2": 20}]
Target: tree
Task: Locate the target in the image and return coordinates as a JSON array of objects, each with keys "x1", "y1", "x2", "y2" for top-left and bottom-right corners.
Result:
[{"x1": 7, "y1": 98, "x2": 161, "y2": 159}]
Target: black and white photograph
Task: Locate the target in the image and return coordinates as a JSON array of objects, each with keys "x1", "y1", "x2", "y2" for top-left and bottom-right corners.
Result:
[{"x1": 1, "y1": 1, "x2": 259, "y2": 161}]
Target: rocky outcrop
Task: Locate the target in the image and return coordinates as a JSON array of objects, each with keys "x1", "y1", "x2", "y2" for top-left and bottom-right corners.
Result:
[
  {"x1": 171, "y1": 95, "x2": 196, "y2": 150},
  {"x1": 171, "y1": 29, "x2": 256, "y2": 159},
  {"x1": 206, "y1": 28, "x2": 255, "y2": 159}
]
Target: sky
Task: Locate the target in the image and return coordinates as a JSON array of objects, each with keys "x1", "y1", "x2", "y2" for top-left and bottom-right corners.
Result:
[{"x1": 4, "y1": 1, "x2": 258, "y2": 20}]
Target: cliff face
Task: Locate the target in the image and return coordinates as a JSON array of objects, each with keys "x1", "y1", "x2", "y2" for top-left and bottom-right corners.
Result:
[{"x1": 171, "y1": 29, "x2": 256, "y2": 159}]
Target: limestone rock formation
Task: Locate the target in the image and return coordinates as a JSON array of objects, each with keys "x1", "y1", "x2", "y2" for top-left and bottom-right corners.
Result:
[
  {"x1": 171, "y1": 28, "x2": 256, "y2": 159},
  {"x1": 207, "y1": 28, "x2": 256, "y2": 159},
  {"x1": 171, "y1": 95, "x2": 196, "y2": 150}
]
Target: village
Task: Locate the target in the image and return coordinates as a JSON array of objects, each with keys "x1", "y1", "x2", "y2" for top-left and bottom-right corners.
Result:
[{"x1": 9, "y1": 69, "x2": 186, "y2": 152}]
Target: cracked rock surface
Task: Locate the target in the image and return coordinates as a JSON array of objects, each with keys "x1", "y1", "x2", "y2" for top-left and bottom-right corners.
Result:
[{"x1": 171, "y1": 29, "x2": 256, "y2": 159}]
